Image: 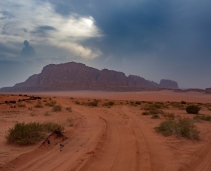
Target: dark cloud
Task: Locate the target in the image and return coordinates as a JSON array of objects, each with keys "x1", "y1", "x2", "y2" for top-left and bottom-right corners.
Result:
[
  {"x1": 31, "y1": 25, "x2": 57, "y2": 37},
  {"x1": 46, "y1": 0, "x2": 211, "y2": 59},
  {"x1": 0, "y1": 42, "x2": 20, "y2": 56},
  {"x1": 0, "y1": 11, "x2": 14, "y2": 20},
  {"x1": 20, "y1": 40, "x2": 36, "y2": 57}
]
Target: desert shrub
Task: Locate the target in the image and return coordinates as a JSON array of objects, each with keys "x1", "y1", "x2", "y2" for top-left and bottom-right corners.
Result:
[
  {"x1": 45, "y1": 101, "x2": 56, "y2": 107},
  {"x1": 42, "y1": 122, "x2": 64, "y2": 132},
  {"x1": 155, "y1": 118, "x2": 199, "y2": 140},
  {"x1": 135, "y1": 101, "x2": 141, "y2": 105},
  {"x1": 142, "y1": 111, "x2": 149, "y2": 115},
  {"x1": 66, "y1": 107, "x2": 72, "y2": 112},
  {"x1": 151, "y1": 114, "x2": 160, "y2": 119},
  {"x1": 75, "y1": 101, "x2": 80, "y2": 105},
  {"x1": 10, "y1": 105, "x2": 16, "y2": 108},
  {"x1": 28, "y1": 107, "x2": 33, "y2": 110},
  {"x1": 186, "y1": 105, "x2": 201, "y2": 114},
  {"x1": 181, "y1": 101, "x2": 186, "y2": 104},
  {"x1": 34, "y1": 102, "x2": 43, "y2": 108},
  {"x1": 193, "y1": 115, "x2": 211, "y2": 122},
  {"x1": 17, "y1": 103, "x2": 26, "y2": 108},
  {"x1": 103, "y1": 101, "x2": 115, "y2": 106},
  {"x1": 169, "y1": 102, "x2": 185, "y2": 109},
  {"x1": 162, "y1": 113, "x2": 175, "y2": 120},
  {"x1": 148, "y1": 108, "x2": 164, "y2": 115},
  {"x1": 52, "y1": 105, "x2": 62, "y2": 112},
  {"x1": 142, "y1": 103, "x2": 164, "y2": 110},
  {"x1": 6, "y1": 122, "x2": 64, "y2": 145},
  {"x1": 153, "y1": 103, "x2": 162, "y2": 109},
  {"x1": 86, "y1": 100, "x2": 98, "y2": 107}
]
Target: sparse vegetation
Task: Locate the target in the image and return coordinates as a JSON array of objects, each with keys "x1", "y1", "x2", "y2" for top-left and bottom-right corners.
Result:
[
  {"x1": 75, "y1": 101, "x2": 80, "y2": 105},
  {"x1": 17, "y1": 103, "x2": 26, "y2": 108},
  {"x1": 155, "y1": 118, "x2": 199, "y2": 140},
  {"x1": 193, "y1": 114, "x2": 211, "y2": 122},
  {"x1": 86, "y1": 100, "x2": 98, "y2": 107},
  {"x1": 135, "y1": 101, "x2": 141, "y2": 105},
  {"x1": 66, "y1": 107, "x2": 72, "y2": 112},
  {"x1": 34, "y1": 101, "x2": 43, "y2": 108},
  {"x1": 162, "y1": 113, "x2": 175, "y2": 120},
  {"x1": 142, "y1": 111, "x2": 150, "y2": 115},
  {"x1": 151, "y1": 114, "x2": 160, "y2": 119},
  {"x1": 5, "y1": 122, "x2": 64, "y2": 145},
  {"x1": 30, "y1": 112, "x2": 37, "y2": 117},
  {"x1": 45, "y1": 101, "x2": 56, "y2": 107},
  {"x1": 52, "y1": 105, "x2": 62, "y2": 112},
  {"x1": 10, "y1": 105, "x2": 16, "y2": 108},
  {"x1": 186, "y1": 105, "x2": 201, "y2": 114},
  {"x1": 102, "y1": 101, "x2": 115, "y2": 107},
  {"x1": 169, "y1": 102, "x2": 185, "y2": 109}
]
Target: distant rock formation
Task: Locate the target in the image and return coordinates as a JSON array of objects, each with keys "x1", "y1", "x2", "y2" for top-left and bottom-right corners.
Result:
[
  {"x1": 174, "y1": 88, "x2": 205, "y2": 93},
  {"x1": 0, "y1": 62, "x2": 179, "y2": 92},
  {"x1": 159, "y1": 79, "x2": 179, "y2": 89},
  {"x1": 205, "y1": 88, "x2": 211, "y2": 94}
]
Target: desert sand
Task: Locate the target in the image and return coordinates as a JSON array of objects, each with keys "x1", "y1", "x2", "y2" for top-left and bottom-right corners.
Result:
[{"x1": 0, "y1": 90, "x2": 211, "y2": 171}]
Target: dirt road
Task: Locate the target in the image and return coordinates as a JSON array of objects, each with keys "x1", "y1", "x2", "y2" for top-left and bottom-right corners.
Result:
[{"x1": 1, "y1": 102, "x2": 211, "y2": 171}]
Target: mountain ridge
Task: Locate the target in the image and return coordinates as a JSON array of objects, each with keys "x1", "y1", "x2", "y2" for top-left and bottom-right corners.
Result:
[{"x1": 0, "y1": 62, "x2": 179, "y2": 92}]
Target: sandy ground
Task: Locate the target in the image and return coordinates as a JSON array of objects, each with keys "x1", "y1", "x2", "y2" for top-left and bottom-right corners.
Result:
[{"x1": 0, "y1": 90, "x2": 210, "y2": 171}]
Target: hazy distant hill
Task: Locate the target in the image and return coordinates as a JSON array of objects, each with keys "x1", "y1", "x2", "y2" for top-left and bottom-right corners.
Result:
[{"x1": 0, "y1": 62, "x2": 179, "y2": 92}]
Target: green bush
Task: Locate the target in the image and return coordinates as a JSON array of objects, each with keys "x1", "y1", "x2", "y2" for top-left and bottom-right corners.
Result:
[
  {"x1": 52, "y1": 105, "x2": 62, "y2": 112},
  {"x1": 186, "y1": 105, "x2": 201, "y2": 114},
  {"x1": 5, "y1": 122, "x2": 64, "y2": 145},
  {"x1": 155, "y1": 118, "x2": 199, "y2": 140}
]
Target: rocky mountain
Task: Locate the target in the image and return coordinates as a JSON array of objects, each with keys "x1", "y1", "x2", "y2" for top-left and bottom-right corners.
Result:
[
  {"x1": 159, "y1": 79, "x2": 179, "y2": 89},
  {"x1": 0, "y1": 62, "x2": 179, "y2": 92}
]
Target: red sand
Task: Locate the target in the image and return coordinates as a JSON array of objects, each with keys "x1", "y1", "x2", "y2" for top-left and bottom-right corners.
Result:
[{"x1": 0, "y1": 91, "x2": 210, "y2": 171}]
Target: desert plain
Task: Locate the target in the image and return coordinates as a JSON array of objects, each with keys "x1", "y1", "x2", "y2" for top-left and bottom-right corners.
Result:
[{"x1": 0, "y1": 90, "x2": 211, "y2": 171}]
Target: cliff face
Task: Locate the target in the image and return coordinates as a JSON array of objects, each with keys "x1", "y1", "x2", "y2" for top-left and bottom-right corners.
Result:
[
  {"x1": 0, "y1": 62, "x2": 179, "y2": 92},
  {"x1": 159, "y1": 79, "x2": 179, "y2": 89}
]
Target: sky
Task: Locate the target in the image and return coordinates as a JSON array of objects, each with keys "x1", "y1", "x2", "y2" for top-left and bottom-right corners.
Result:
[{"x1": 0, "y1": 0, "x2": 211, "y2": 89}]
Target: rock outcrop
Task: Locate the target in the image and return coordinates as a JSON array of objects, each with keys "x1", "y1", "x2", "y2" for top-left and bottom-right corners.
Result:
[
  {"x1": 159, "y1": 79, "x2": 179, "y2": 89},
  {"x1": 0, "y1": 62, "x2": 179, "y2": 92}
]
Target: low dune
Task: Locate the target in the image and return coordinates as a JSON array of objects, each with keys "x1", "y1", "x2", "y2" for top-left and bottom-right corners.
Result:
[{"x1": 0, "y1": 91, "x2": 211, "y2": 171}]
